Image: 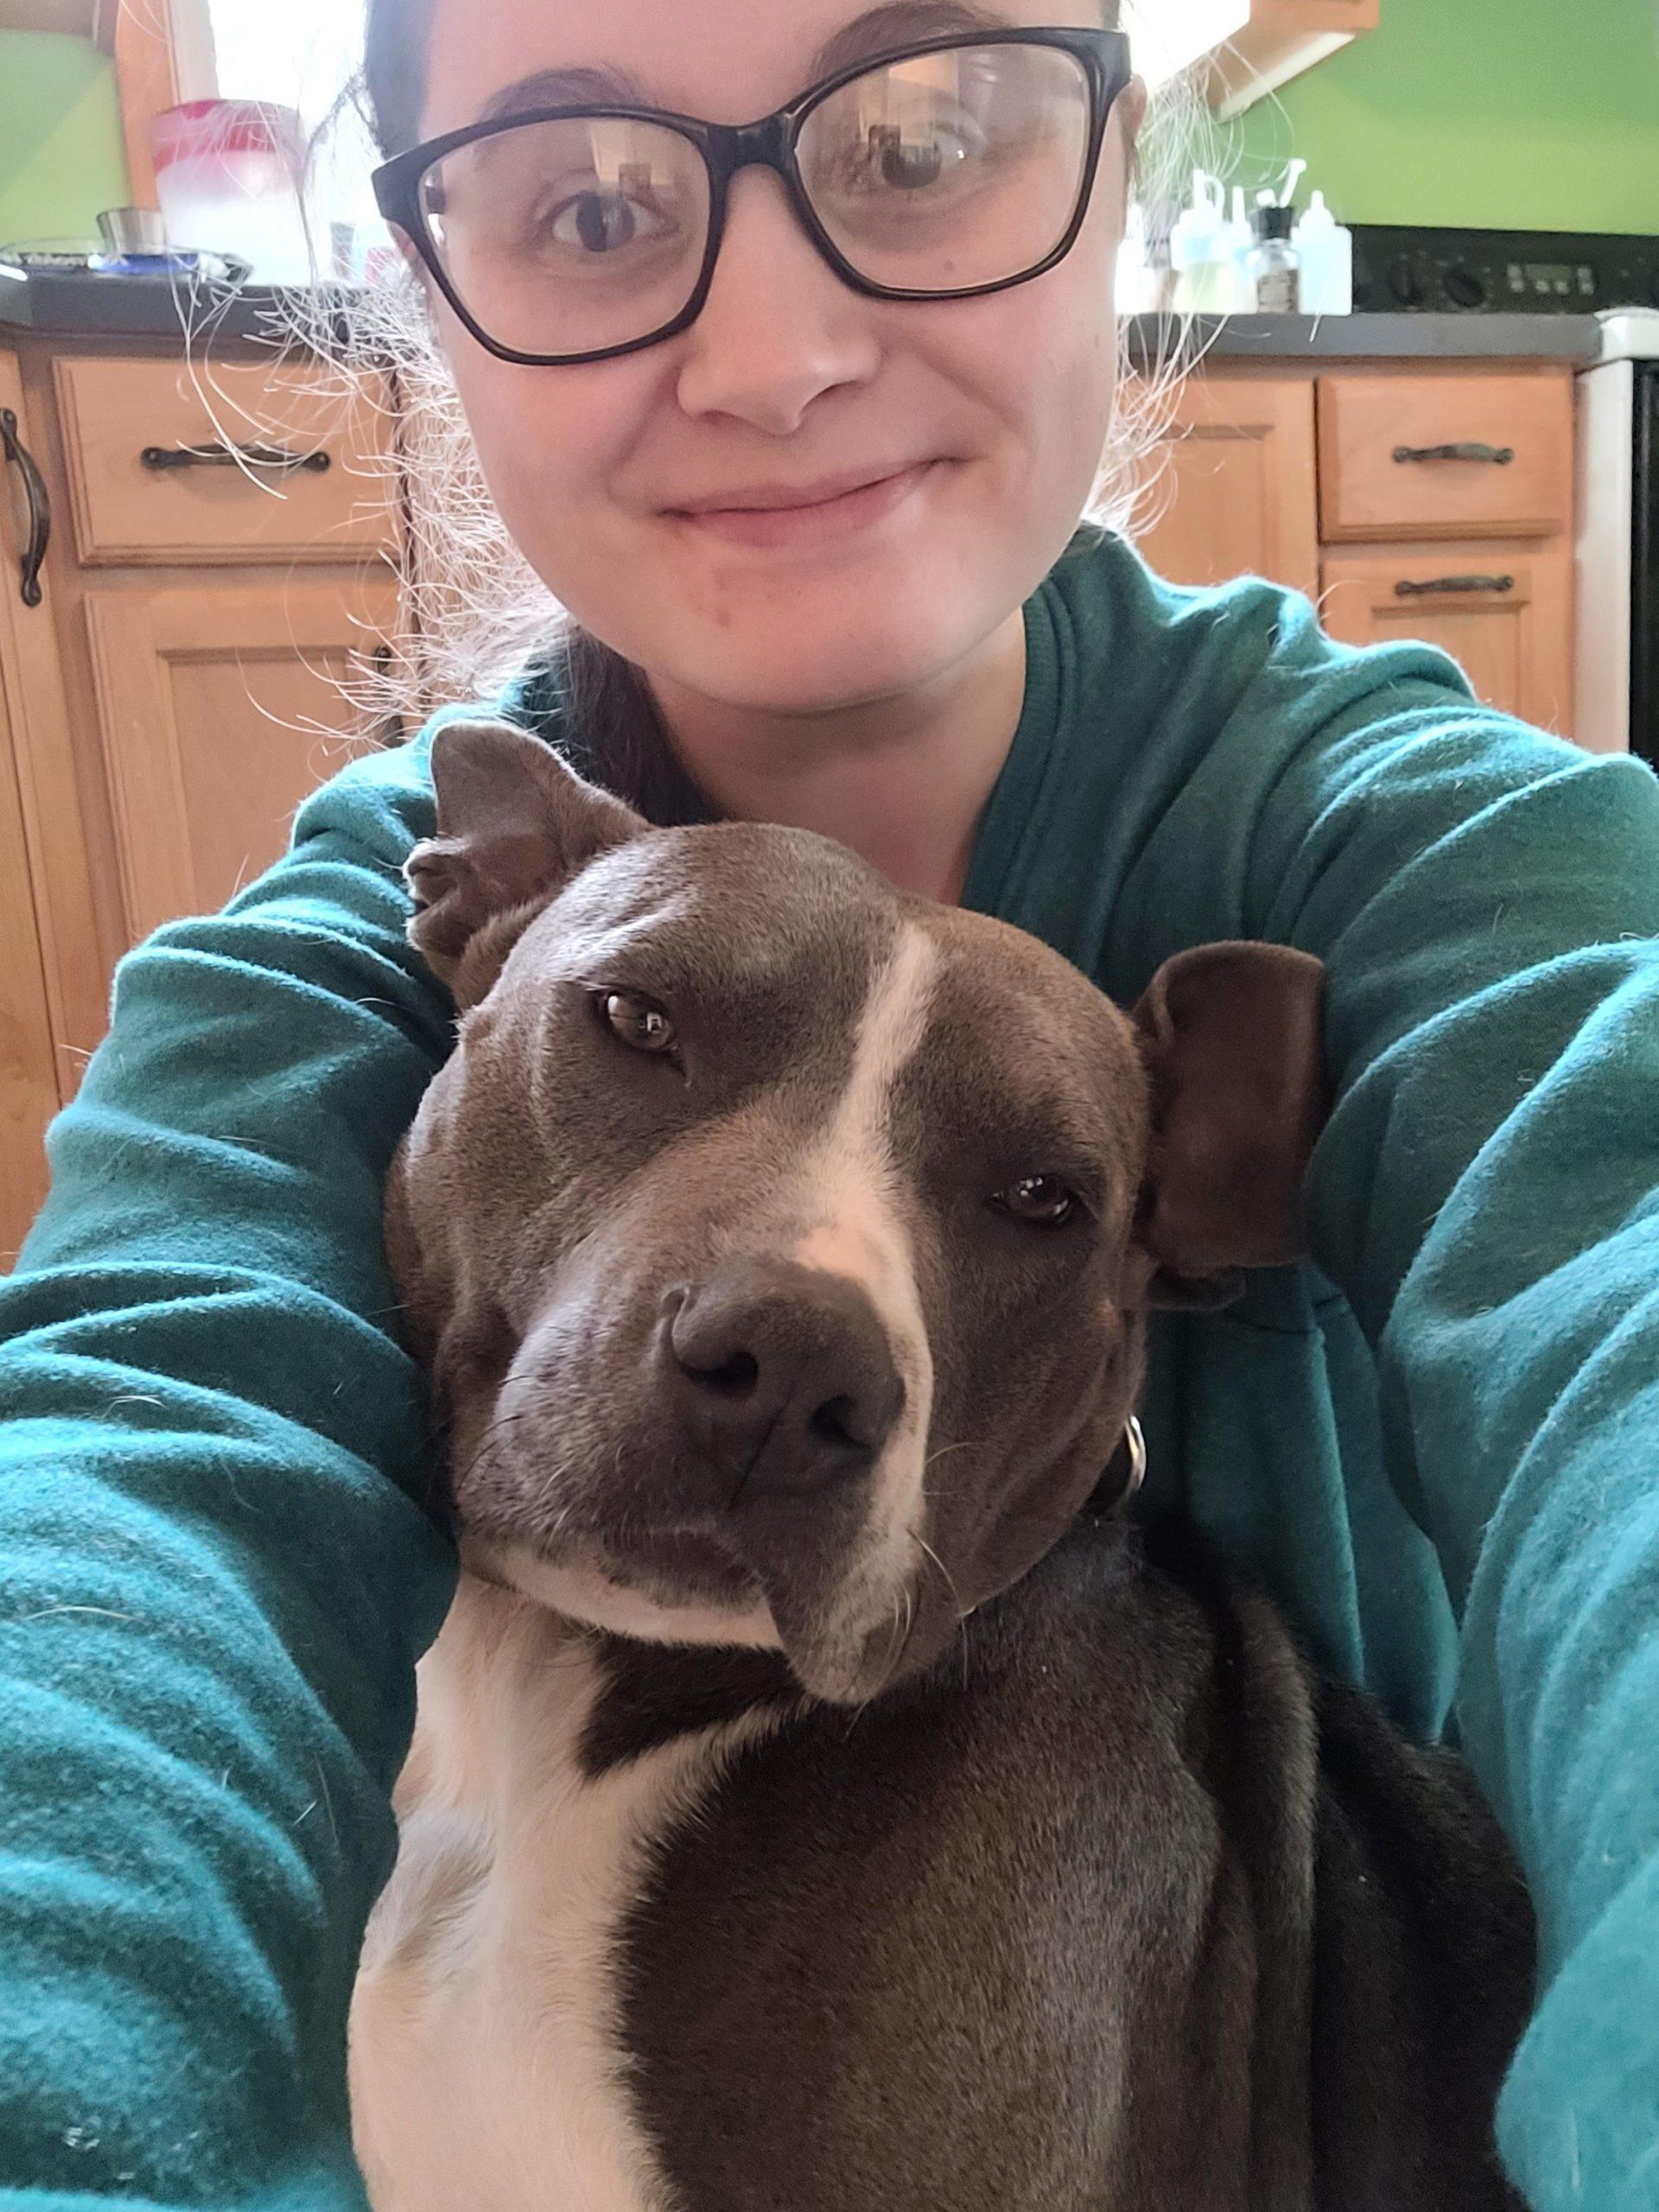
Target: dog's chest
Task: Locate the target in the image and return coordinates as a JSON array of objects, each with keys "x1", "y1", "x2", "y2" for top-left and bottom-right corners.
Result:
[{"x1": 348, "y1": 1598, "x2": 767, "y2": 2212}]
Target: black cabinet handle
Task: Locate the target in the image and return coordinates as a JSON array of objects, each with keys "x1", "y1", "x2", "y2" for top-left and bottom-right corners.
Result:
[
  {"x1": 140, "y1": 441, "x2": 331, "y2": 474},
  {"x1": 1395, "y1": 575, "x2": 1516, "y2": 599},
  {"x1": 1, "y1": 406, "x2": 51, "y2": 608},
  {"x1": 1393, "y1": 442, "x2": 1515, "y2": 466},
  {"x1": 369, "y1": 639, "x2": 408, "y2": 748}
]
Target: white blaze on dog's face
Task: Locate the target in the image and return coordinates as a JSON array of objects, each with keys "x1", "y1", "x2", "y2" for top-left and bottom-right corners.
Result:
[
  {"x1": 787, "y1": 921, "x2": 942, "y2": 1681},
  {"x1": 391, "y1": 725, "x2": 1156, "y2": 1703},
  {"x1": 461, "y1": 927, "x2": 943, "y2": 1693}
]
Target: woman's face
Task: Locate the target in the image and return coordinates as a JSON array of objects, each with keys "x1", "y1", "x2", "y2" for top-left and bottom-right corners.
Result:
[{"x1": 412, "y1": 0, "x2": 1141, "y2": 715}]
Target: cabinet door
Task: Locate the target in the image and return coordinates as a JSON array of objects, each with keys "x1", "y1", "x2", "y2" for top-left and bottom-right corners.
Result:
[
  {"x1": 1319, "y1": 548, "x2": 1573, "y2": 734},
  {"x1": 0, "y1": 665, "x2": 60, "y2": 1268},
  {"x1": 81, "y1": 575, "x2": 402, "y2": 944},
  {"x1": 0, "y1": 347, "x2": 114, "y2": 1084},
  {"x1": 1131, "y1": 372, "x2": 1319, "y2": 601},
  {"x1": 2, "y1": 352, "x2": 77, "y2": 1268}
]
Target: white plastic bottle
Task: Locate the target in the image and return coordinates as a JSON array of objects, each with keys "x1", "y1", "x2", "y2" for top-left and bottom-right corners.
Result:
[
  {"x1": 1293, "y1": 190, "x2": 1354, "y2": 315},
  {"x1": 1221, "y1": 188, "x2": 1257, "y2": 312},
  {"x1": 1170, "y1": 172, "x2": 1232, "y2": 315}
]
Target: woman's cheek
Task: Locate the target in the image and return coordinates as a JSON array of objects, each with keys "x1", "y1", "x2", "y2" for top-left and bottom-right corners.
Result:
[
  {"x1": 971, "y1": 294, "x2": 1118, "y2": 502},
  {"x1": 444, "y1": 354, "x2": 643, "y2": 570}
]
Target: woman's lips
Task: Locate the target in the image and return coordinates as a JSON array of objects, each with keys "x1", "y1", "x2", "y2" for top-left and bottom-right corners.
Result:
[{"x1": 667, "y1": 461, "x2": 938, "y2": 549}]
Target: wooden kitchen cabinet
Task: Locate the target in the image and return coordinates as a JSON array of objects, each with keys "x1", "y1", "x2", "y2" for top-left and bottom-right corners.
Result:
[
  {"x1": 83, "y1": 575, "x2": 401, "y2": 940},
  {"x1": 52, "y1": 354, "x2": 398, "y2": 568},
  {"x1": 0, "y1": 333, "x2": 406, "y2": 1267},
  {"x1": 0, "y1": 350, "x2": 114, "y2": 1080},
  {"x1": 0, "y1": 644, "x2": 58, "y2": 1265},
  {"x1": 1134, "y1": 371, "x2": 1320, "y2": 601},
  {"x1": 1317, "y1": 370, "x2": 1573, "y2": 543},
  {"x1": 1134, "y1": 355, "x2": 1577, "y2": 736},
  {"x1": 1319, "y1": 547, "x2": 1573, "y2": 730},
  {"x1": 1, "y1": 0, "x2": 116, "y2": 41},
  {"x1": 1314, "y1": 364, "x2": 1576, "y2": 732},
  {"x1": 0, "y1": 324, "x2": 1586, "y2": 1270}
]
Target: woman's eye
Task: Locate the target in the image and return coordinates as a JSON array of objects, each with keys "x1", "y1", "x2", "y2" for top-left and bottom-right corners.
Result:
[
  {"x1": 836, "y1": 122, "x2": 981, "y2": 194},
  {"x1": 546, "y1": 189, "x2": 671, "y2": 255},
  {"x1": 595, "y1": 990, "x2": 677, "y2": 1055},
  {"x1": 994, "y1": 1174, "x2": 1078, "y2": 1228},
  {"x1": 876, "y1": 128, "x2": 961, "y2": 190}
]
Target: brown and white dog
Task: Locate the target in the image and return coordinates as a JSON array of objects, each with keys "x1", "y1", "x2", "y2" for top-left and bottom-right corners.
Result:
[{"x1": 347, "y1": 718, "x2": 1535, "y2": 2212}]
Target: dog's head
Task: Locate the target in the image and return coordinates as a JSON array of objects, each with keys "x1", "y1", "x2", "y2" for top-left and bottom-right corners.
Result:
[{"x1": 390, "y1": 719, "x2": 1326, "y2": 1703}]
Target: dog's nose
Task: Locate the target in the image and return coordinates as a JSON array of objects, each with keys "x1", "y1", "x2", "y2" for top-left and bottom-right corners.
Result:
[{"x1": 660, "y1": 1260, "x2": 905, "y2": 1503}]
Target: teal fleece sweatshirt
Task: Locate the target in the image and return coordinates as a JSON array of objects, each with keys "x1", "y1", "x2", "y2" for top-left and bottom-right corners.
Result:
[{"x1": 3, "y1": 529, "x2": 1658, "y2": 2209}]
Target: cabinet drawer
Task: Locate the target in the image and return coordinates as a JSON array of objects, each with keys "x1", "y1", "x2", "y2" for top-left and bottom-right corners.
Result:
[
  {"x1": 52, "y1": 355, "x2": 399, "y2": 565},
  {"x1": 1319, "y1": 544, "x2": 1573, "y2": 734},
  {"x1": 1317, "y1": 372, "x2": 1573, "y2": 543}
]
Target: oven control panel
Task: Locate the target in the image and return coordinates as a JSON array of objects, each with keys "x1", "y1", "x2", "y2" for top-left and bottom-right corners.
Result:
[{"x1": 1351, "y1": 226, "x2": 1659, "y2": 315}]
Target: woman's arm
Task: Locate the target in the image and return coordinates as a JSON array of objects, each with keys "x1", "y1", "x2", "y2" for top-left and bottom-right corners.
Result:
[
  {"x1": 0, "y1": 710, "x2": 486, "y2": 2205},
  {"x1": 1246, "y1": 639, "x2": 1659, "y2": 2212}
]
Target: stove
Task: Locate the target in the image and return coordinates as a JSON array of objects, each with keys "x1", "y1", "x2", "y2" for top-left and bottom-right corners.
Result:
[
  {"x1": 1577, "y1": 313, "x2": 1659, "y2": 766},
  {"x1": 1351, "y1": 225, "x2": 1659, "y2": 318}
]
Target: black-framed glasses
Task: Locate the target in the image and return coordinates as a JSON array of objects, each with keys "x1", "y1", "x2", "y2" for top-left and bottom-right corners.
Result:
[{"x1": 372, "y1": 27, "x2": 1133, "y2": 366}]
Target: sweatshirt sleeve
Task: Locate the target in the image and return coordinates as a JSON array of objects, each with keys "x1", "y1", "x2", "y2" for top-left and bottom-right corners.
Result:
[
  {"x1": 1243, "y1": 619, "x2": 1659, "y2": 2212},
  {"x1": 0, "y1": 714, "x2": 475, "y2": 2207}
]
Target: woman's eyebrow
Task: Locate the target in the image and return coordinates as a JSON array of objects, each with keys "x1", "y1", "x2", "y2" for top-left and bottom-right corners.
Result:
[
  {"x1": 469, "y1": 1, "x2": 1016, "y2": 130},
  {"x1": 810, "y1": 0, "x2": 1015, "y2": 80},
  {"x1": 475, "y1": 65, "x2": 643, "y2": 127}
]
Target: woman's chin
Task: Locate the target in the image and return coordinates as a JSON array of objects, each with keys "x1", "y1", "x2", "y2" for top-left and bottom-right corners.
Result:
[{"x1": 650, "y1": 578, "x2": 1005, "y2": 720}]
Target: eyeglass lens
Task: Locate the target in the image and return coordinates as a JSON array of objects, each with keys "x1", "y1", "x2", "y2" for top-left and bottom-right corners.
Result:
[{"x1": 416, "y1": 42, "x2": 1095, "y2": 357}]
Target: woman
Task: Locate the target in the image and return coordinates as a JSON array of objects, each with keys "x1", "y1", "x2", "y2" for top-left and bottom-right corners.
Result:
[{"x1": 1, "y1": 1, "x2": 1656, "y2": 2204}]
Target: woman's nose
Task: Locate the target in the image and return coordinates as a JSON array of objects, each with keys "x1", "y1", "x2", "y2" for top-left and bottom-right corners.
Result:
[{"x1": 673, "y1": 168, "x2": 882, "y2": 433}]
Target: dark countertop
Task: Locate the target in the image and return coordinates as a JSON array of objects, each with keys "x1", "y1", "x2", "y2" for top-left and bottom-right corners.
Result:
[
  {"x1": 0, "y1": 271, "x2": 359, "y2": 348},
  {"x1": 1126, "y1": 311, "x2": 1602, "y2": 365},
  {"x1": 0, "y1": 269, "x2": 1606, "y2": 365}
]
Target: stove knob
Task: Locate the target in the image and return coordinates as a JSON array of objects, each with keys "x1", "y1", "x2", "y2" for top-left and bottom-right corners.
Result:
[
  {"x1": 1389, "y1": 257, "x2": 1427, "y2": 308},
  {"x1": 1443, "y1": 264, "x2": 1488, "y2": 310}
]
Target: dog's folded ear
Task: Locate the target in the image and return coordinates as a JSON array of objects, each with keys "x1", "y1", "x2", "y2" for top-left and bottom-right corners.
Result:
[
  {"x1": 1130, "y1": 941, "x2": 1329, "y2": 1312},
  {"x1": 405, "y1": 718, "x2": 647, "y2": 1007}
]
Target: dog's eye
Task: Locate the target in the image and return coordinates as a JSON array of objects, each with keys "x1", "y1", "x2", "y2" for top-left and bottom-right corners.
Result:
[
  {"x1": 994, "y1": 1174, "x2": 1078, "y2": 1227},
  {"x1": 596, "y1": 990, "x2": 677, "y2": 1055}
]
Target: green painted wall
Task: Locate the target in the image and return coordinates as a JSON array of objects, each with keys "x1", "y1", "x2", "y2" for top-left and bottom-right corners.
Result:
[
  {"x1": 1, "y1": 3, "x2": 1653, "y2": 250},
  {"x1": 1234, "y1": 0, "x2": 1659, "y2": 234},
  {"x1": 0, "y1": 29, "x2": 130, "y2": 251}
]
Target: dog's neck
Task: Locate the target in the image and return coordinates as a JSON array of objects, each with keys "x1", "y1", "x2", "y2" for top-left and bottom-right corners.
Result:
[
  {"x1": 414, "y1": 1573, "x2": 798, "y2": 1808},
  {"x1": 429, "y1": 1420, "x2": 1147, "y2": 1795}
]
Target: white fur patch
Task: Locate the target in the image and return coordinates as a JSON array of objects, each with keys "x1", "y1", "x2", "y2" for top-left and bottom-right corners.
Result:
[
  {"x1": 472, "y1": 1535, "x2": 784, "y2": 1653},
  {"x1": 791, "y1": 922, "x2": 939, "y2": 1674},
  {"x1": 349, "y1": 1577, "x2": 783, "y2": 2212}
]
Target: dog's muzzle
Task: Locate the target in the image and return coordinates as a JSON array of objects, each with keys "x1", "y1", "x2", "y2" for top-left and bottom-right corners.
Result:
[{"x1": 655, "y1": 1257, "x2": 906, "y2": 1511}]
